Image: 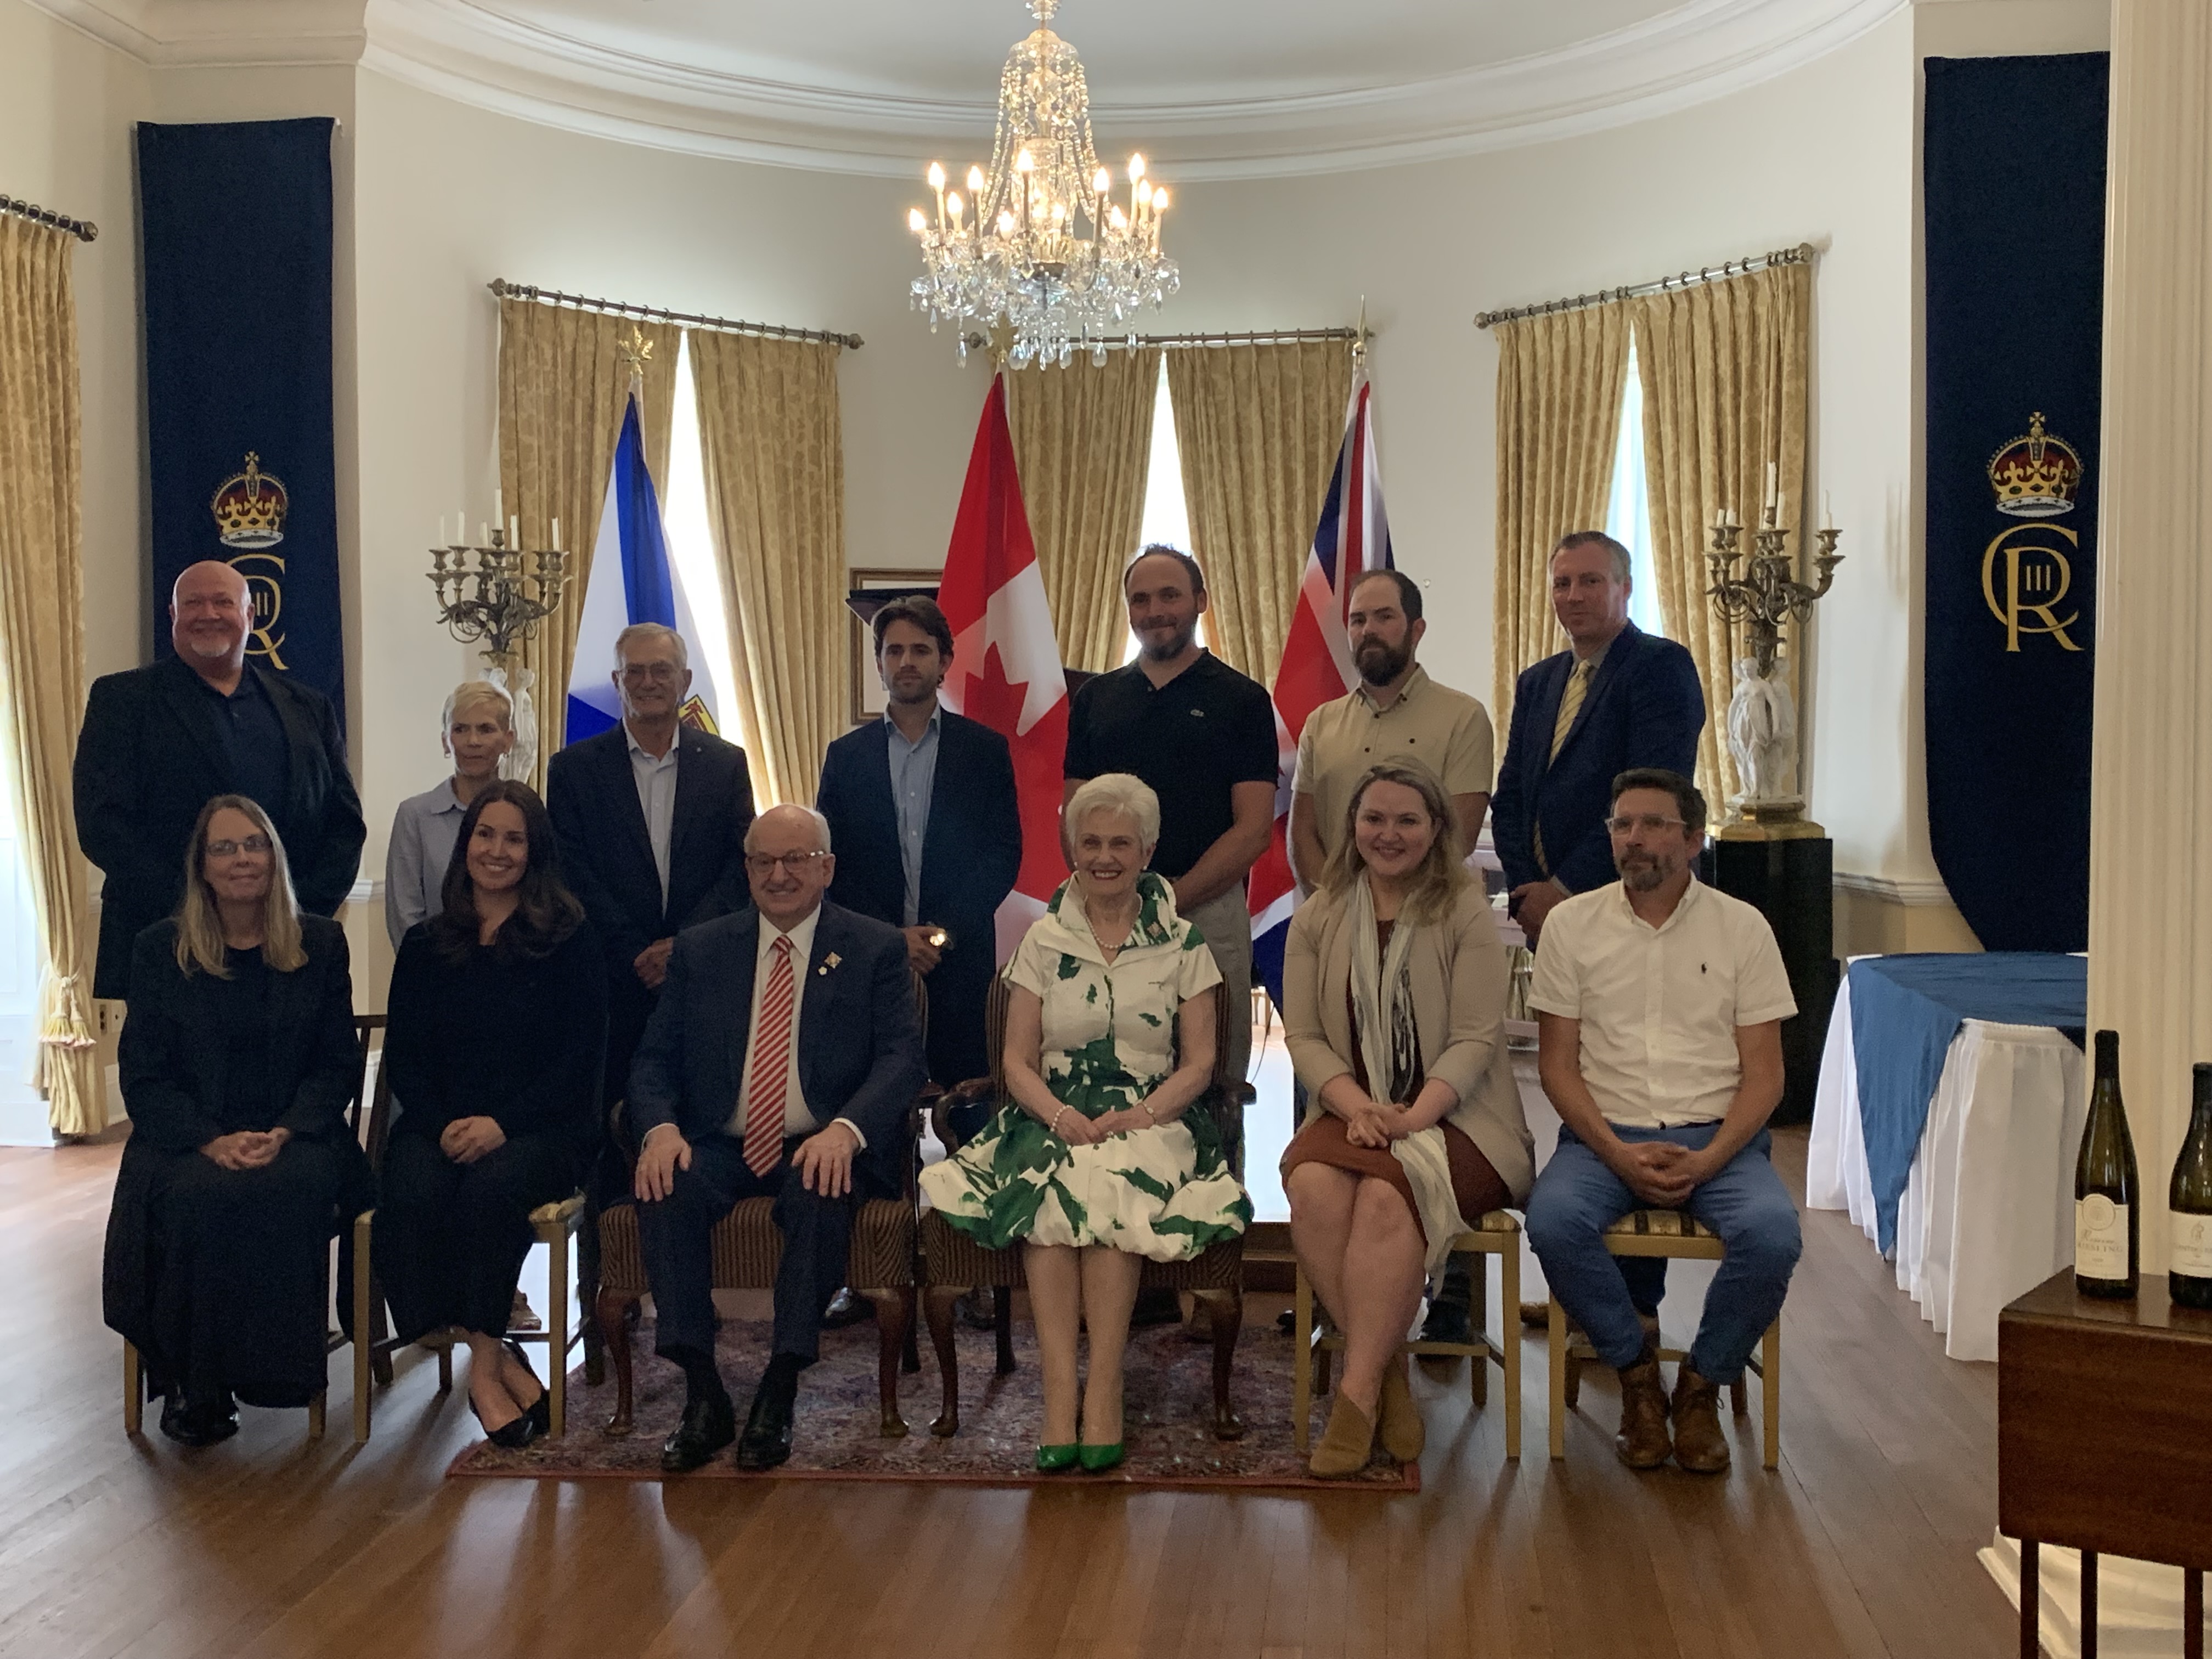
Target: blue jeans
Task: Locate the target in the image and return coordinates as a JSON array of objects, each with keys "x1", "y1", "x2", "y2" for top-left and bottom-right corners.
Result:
[{"x1": 1526, "y1": 1122, "x2": 1801, "y2": 1379}]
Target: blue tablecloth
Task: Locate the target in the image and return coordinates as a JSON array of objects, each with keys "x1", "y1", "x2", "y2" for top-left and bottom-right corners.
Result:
[{"x1": 1847, "y1": 953, "x2": 2086, "y2": 1254}]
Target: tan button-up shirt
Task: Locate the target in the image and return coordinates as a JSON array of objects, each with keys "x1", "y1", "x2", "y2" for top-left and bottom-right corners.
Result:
[{"x1": 1294, "y1": 665, "x2": 1494, "y2": 857}]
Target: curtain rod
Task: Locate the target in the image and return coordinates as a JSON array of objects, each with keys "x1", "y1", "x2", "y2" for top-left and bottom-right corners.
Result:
[
  {"x1": 487, "y1": 279, "x2": 861, "y2": 350},
  {"x1": 963, "y1": 325, "x2": 1364, "y2": 354},
  {"x1": 1, "y1": 195, "x2": 98, "y2": 243},
  {"x1": 1473, "y1": 242, "x2": 1816, "y2": 330}
]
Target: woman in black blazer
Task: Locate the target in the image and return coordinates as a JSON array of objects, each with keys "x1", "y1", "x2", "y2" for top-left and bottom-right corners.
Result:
[
  {"x1": 379, "y1": 781, "x2": 605, "y2": 1446},
  {"x1": 102, "y1": 794, "x2": 368, "y2": 1447}
]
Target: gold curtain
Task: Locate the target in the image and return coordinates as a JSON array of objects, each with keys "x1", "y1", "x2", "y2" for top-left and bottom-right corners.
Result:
[
  {"x1": 0, "y1": 217, "x2": 98, "y2": 1134},
  {"x1": 689, "y1": 329, "x2": 846, "y2": 806},
  {"x1": 1632, "y1": 260, "x2": 1810, "y2": 808},
  {"x1": 1489, "y1": 303, "x2": 1630, "y2": 723},
  {"x1": 1166, "y1": 340, "x2": 1355, "y2": 684},
  {"x1": 1005, "y1": 348, "x2": 1161, "y2": 673},
  {"x1": 495, "y1": 301, "x2": 678, "y2": 788}
]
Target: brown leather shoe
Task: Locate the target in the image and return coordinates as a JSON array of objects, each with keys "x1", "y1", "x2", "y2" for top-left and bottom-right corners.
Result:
[
  {"x1": 1671, "y1": 1365, "x2": 1730, "y2": 1473},
  {"x1": 1376, "y1": 1358, "x2": 1425, "y2": 1464},
  {"x1": 1614, "y1": 1345, "x2": 1672, "y2": 1470},
  {"x1": 1308, "y1": 1392, "x2": 1378, "y2": 1479}
]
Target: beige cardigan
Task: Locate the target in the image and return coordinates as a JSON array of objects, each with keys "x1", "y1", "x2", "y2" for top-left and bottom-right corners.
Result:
[{"x1": 1282, "y1": 882, "x2": 1535, "y2": 1206}]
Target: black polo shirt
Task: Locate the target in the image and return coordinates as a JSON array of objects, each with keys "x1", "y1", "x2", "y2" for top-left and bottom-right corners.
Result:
[
  {"x1": 1064, "y1": 651, "x2": 1277, "y2": 880},
  {"x1": 187, "y1": 661, "x2": 290, "y2": 817}
]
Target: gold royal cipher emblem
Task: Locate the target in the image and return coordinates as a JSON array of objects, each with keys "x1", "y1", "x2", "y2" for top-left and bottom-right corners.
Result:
[
  {"x1": 1981, "y1": 413, "x2": 2084, "y2": 652},
  {"x1": 209, "y1": 452, "x2": 292, "y2": 669}
]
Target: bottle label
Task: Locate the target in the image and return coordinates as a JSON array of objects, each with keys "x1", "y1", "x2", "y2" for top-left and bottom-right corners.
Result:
[
  {"x1": 2172, "y1": 1216, "x2": 2212, "y2": 1278},
  {"x1": 2076, "y1": 1195, "x2": 2130, "y2": 1279}
]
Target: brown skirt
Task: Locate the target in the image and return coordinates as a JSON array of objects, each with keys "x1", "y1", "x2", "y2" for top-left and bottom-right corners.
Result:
[{"x1": 1280, "y1": 1115, "x2": 1511, "y2": 1249}]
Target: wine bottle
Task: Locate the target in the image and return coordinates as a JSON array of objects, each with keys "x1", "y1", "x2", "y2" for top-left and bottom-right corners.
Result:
[
  {"x1": 2074, "y1": 1029, "x2": 2139, "y2": 1299},
  {"x1": 2170, "y1": 1062, "x2": 2212, "y2": 1310}
]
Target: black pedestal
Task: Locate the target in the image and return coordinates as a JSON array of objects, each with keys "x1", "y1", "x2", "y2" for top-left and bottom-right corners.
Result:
[{"x1": 1699, "y1": 836, "x2": 1840, "y2": 1127}]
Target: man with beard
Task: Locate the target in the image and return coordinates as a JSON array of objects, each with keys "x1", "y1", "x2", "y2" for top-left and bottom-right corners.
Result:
[
  {"x1": 1063, "y1": 546, "x2": 1277, "y2": 1092},
  {"x1": 1523, "y1": 769, "x2": 1798, "y2": 1474},
  {"x1": 1287, "y1": 566, "x2": 1497, "y2": 1343},
  {"x1": 1289, "y1": 568, "x2": 1493, "y2": 884},
  {"x1": 75, "y1": 560, "x2": 364, "y2": 1001}
]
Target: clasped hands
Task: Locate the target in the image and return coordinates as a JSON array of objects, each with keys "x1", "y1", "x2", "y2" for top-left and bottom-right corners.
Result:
[
  {"x1": 1607, "y1": 1141, "x2": 1718, "y2": 1207},
  {"x1": 439, "y1": 1115, "x2": 507, "y2": 1164},
  {"x1": 1343, "y1": 1098, "x2": 1415, "y2": 1149},
  {"x1": 1049, "y1": 1103, "x2": 1155, "y2": 1146},
  {"x1": 199, "y1": 1126, "x2": 291, "y2": 1170},
  {"x1": 635, "y1": 1120, "x2": 861, "y2": 1202}
]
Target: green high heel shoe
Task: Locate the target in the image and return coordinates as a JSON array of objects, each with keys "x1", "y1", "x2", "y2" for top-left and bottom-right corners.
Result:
[
  {"x1": 1076, "y1": 1440, "x2": 1124, "y2": 1472},
  {"x1": 1034, "y1": 1443, "x2": 1080, "y2": 1472}
]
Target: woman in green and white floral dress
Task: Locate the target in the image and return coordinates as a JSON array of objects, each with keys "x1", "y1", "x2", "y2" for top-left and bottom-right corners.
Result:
[{"x1": 920, "y1": 773, "x2": 1251, "y2": 1471}]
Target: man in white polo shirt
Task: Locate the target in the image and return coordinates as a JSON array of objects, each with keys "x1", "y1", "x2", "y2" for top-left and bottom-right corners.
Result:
[{"x1": 1524, "y1": 768, "x2": 1799, "y2": 1474}]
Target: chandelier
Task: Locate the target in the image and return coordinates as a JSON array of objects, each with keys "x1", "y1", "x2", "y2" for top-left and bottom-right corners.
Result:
[{"x1": 908, "y1": 0, "x2": 1178, "y2": 369}]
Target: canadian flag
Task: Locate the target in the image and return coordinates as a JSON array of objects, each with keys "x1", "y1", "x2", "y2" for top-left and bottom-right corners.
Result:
[{"x1": 936, "y1": 373, "x2": 1070, "y2": 960}]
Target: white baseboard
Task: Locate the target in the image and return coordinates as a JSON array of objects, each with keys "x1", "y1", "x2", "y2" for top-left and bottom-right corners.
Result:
[
  {"x1": 1832, "y1": 871, "x2": 1955, "y2": 906},
  {"x1": 1981, "y1": 1530, "x2": 2208, "y2": 1659}
]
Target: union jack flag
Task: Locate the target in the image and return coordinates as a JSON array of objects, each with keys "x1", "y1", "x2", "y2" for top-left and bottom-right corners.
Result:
[{"x1": 1249, "y1": 374, "x2": 1394, "y2": 1005}]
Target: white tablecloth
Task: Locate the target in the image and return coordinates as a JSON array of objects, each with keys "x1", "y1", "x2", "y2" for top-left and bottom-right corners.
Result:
[{"x1": 1807, "y1": 964, "x2": 2086, "y2": 1362}]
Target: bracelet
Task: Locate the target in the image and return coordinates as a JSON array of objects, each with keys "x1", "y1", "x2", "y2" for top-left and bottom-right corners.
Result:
[
  {"x1": 1141, "y1": 1101, "x2": 1158, "y2": 1125},
  {"x1": 1051, "y1": 1106, "x2": 1071, "y2": 1138}
]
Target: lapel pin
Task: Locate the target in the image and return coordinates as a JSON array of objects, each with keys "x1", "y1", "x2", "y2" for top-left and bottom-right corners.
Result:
[{"x1": 820, "y1": 952, "x2": 842, "y2": 976}]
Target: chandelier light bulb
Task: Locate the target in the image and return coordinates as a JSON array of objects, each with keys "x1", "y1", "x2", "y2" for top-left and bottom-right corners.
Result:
[
  {"x1": 947, "y1": 191, "x2": 964, "y2": 221},
  {"x1": 968, "y1": 166, "x2": 986, "y2": 194},
  {"x1": 1128, "y1": 153, "x2": 1146, "y2": 182},
  {"x1": 998, "y1": 209, "x2": 1017, "y2": 235},
  {"x1": 1015, "y1": 149, "x2": 1035, "y2": 172},
  {"x1": 1136, "y1": 178, "x2": 1154, "y2": 208},
  {"x1": 909, "y1": 207, "x2": 928, "y2": 235},
  {"x1": 928, "y1": 161, "x2": 947, "y2": 191},
  {"x1": 1109, "y1": 204, "x2": 1128, "y2": 230},
  {"x1": 1093, "y1": 168, "x2": 1111, "y2": 195},
  {"x1": 1151, "y1": 188, "x2": 1169, "y2": 213}
]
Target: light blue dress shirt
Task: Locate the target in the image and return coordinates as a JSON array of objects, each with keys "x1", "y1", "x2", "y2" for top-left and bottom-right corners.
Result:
[
  {"x1": 626, "y1": 724, "x2": 680, "y2": 911},
  {"x1": 885, "y1": 707, "x2": 942, "y2": 928},
  {"x1": 385, "y1": 778, "x2": 468, "y2": 948}
]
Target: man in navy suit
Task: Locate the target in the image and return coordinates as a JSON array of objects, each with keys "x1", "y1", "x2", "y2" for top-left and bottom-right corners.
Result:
[
  {"x1": 816, "y1": 595, "x2": 1022, "y2": 1099},
  {"x1": 546, "y1": 622, "x2": 755, "y2": 1109},
  {"x1": 628, "y1": 804, "x2": 926, "y2": 1473},
  {"x1": 1492, "y1": 532, "x2": 1706, "y2": 947}
]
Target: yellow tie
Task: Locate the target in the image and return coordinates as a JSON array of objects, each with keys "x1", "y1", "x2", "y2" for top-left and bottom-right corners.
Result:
[{"x1": 1550, "y1": 657, "x2": 1594, "y2": 762}]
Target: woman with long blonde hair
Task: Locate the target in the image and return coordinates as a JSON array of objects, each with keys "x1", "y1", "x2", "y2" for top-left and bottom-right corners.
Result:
[
  {"x1": 102, "y1": 796, "x2": 368, "y2": 1446},
  {"x1": 1279, "y1": 762, "x2": 1534, "y2": 1476}
]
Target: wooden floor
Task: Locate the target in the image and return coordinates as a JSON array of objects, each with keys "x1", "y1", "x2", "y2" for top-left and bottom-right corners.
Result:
[{"x1": 0, "y1": 1127, "x2": 2024, "y2": 1659}]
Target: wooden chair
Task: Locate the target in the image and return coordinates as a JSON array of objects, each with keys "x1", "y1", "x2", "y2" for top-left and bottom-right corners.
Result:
[
  {"x1": 1545, "y1": 1209, "x2": 1781, "y2": 1468},
  {"x1": 591, "y1": 978, "x2": 933, "y2": 1440},
  {"x1": 352, "y1": 1017, "x2": 591, "y2": 1438},
  {"x1": 1291, "y1": 1211, "x2": 1523, "y2": 1461},
  {"x1": 122, "y1": 1013, "x2": 382, "y2": 1443},
  {"x1": 919, "y1": 978, "x2": 1253, "y2": 1441}
]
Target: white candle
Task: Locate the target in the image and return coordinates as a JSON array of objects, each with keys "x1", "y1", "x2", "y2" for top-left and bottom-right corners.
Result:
[
  {"x1": 458, "y1": 507, "x2": 466, "y2": 545},
  {"x1": 1765, "y1": 460, "x2": 1778, "y2": 509},
  {"x1": 495, "y1": 487, "x2": 505, "y2": 526},
  {"x1": 509, "y1": 514, "x2": 520, "y2": 548},
  {"x1": 479, "y1": 522, "x2": 489, "y2": 546},
  {"x1": 551, "y1": 516, "x2": 561, "y2": 551},
  {"x1": 1822, "y1": 491, "x2": 1835, "y2": 532},
  {"x1": 437, "y1": 514, "x2": 447, "y2": 544}
]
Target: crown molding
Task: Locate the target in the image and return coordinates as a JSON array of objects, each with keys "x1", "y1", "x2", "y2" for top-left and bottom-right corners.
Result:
[
  {"x1": 353, "y1": 0, "x2": 1907, "y2": 181},
  {"x1": 1833, "y1": 870, "x2": 1956, "y2": 907},
  {"x1": 21, "y1": 0, "x2": 366, "y2": 66}
]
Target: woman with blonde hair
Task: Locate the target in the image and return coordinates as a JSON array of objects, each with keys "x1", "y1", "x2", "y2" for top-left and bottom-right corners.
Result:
[
  {"x1": 1280, "y1": 761, "x2": 1534, "y2": 1476},
  {"x1": 922, "y1": 773, "x2": 1250, "y2": 1471},
  {"x1": 385, "y1": 679, "x2": 515, "y2": 949},
  {"x1": 101, "y1": 795, "x2": 368, "y2": 1445}
]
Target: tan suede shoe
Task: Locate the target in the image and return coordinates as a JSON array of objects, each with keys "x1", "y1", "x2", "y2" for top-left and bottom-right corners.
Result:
[
  {"x1": 1376, "y1": 1358, "x2": 1425, "y2": 1464},
  {"x1": 1615, "y1": 1345, "x2": 1672, "y2": 1470},
  {"x1": 1309, "y1": 1392, "x2": 1378, "y2": 1479},
  {"x1": 1671, "y1": 1365, "x2": 1730, "y2": 1474}
]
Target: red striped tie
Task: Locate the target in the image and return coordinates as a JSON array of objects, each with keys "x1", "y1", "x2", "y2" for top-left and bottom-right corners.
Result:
[{"x1": 741, "y1": 935, "x2": 797, "y2": 1176}]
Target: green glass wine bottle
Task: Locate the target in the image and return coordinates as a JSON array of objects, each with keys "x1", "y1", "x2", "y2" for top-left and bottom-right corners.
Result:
[
  {"x1": 2074, "y1": 1029, "x2": 2138, "y2": 1299},
  {"x1": 2169, "y1": 1062, "x2": 2212, "y2": 1310}
]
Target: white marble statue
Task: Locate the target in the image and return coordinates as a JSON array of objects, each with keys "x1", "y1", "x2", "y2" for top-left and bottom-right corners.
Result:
[{"x1": 1726, "y1": 656, "x2": 1797, "y2": 809}]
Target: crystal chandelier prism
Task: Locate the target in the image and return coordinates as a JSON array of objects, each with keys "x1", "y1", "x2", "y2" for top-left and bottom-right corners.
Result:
[{"x1": 909, "y1": 0, "x2": 1178, "y2": 369}]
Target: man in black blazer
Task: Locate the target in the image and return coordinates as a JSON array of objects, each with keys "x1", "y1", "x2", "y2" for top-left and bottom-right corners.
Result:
[
  {"x1": 628, "y1": 804, "x2": 926, "y2": 1472},
  {"x1": 1493, "y1": 532, "x2": 1706, "y2": 946},
  {"x1": 545, "y1": 622, "x2": 755, "y2": 1109},
  {"x1": 74, "y1": 561, "x2": 365, "y2": 1000},
  {"x1": 817, "y1": 595, "x2": 1022, "y2": 1098}
]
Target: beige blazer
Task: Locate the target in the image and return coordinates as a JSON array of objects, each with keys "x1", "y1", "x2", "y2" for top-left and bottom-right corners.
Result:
[{"x1": 1282, "y1": 882, "x2": 1534, "y2": 1205}]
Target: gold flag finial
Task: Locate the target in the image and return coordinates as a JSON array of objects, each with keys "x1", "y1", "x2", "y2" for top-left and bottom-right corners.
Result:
[{"x1": 617, "y1": 325, "x2": 653, "y2": 383}]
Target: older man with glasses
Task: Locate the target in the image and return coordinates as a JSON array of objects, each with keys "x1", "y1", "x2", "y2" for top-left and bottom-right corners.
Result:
[
  {"x1": 628, "y1": 805, "x2": 926, "y2": 1473},
  {"x1": 1522, "y1": 768, "x2": 1800, "y2": 1475}
]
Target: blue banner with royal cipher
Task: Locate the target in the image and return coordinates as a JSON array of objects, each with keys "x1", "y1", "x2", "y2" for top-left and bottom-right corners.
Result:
[
  {"x1": 1922, "y1": 56, "x2": 2106, "y2": 952},
  {"x1": 139, "y1": 119, "x2": 345, "y2": 727}
]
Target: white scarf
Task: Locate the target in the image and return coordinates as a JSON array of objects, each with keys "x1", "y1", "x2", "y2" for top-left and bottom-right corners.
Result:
[{"x1": 1346, "y1": 874, "x2": 1468, "y2": 1275}]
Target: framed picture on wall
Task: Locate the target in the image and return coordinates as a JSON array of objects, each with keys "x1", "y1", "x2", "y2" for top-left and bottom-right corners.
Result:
[{"x1": 847, "y1": 568, "x2": 942, "y2": 725}]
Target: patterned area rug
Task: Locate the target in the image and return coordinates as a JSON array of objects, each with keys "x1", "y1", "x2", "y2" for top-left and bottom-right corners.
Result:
[{"x1": 448, "y1": 1307, "x2": 1418, "y2": 1492}]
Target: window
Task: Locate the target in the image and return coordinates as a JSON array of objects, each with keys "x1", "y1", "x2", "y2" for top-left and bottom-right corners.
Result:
[
  {"x1": 662, "y1": 334, "x2": 740, "y2": 731},
  {"x1": 0, "y1": 673, "x2": 47, "y2": 1143},
  {"x1": 1125, "y1": 355, "x2": 1200, "y2": 664},
  {"x1": 1604, "y1": 339, "x2": 1668, "y2": 638}
]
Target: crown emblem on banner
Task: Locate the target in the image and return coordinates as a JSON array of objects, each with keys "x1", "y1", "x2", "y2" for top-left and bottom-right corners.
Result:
[
  {"x1": 1987, "y1": 413, "x2": 2081, "y2": 518},
  {"x1": 210, "y1": 453, "x2": 289, "y2": 548}
]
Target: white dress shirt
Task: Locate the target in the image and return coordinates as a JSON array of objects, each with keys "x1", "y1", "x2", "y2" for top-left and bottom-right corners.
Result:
[
  {"x1": 625, "y1": 723, "x2": 680, "y2": 910},
  {"x1": 721, "y1": 905, "x2": 867, "y2": 1149},
  {"x1": 1527, "y1": 877, "x2": 1796, "y2": 1128}
]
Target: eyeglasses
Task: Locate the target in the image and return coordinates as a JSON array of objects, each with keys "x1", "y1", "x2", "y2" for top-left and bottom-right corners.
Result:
[
  {"x1": 1605, "y1": 814, "x2": 1689, "y2": 837},
  {"x1": 619, "y1": 663, "x2": 681, "y2": 684},
  {"x1": 744, "y1": 850, "x2": 830, "y2": 877},
  {"x1": 207, "y1": 835, "x2": 273, "y2": 857}
]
